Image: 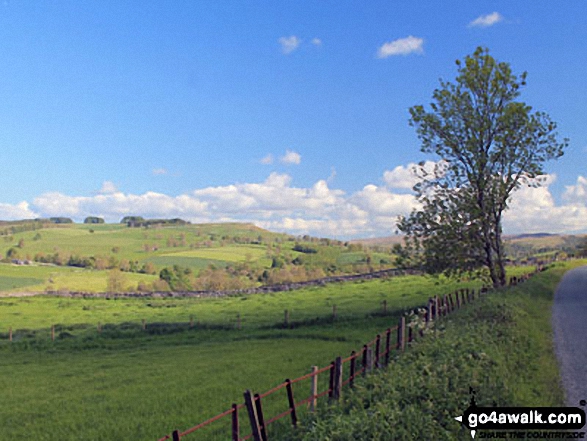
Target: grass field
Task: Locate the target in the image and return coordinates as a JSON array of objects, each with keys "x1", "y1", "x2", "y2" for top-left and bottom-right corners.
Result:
[
  {"x1": 0, "y1": 222, "x2": 399, "y2": 294},
  {"x1": 0, "y1": 264, "x2": 540, "y2": 441}
]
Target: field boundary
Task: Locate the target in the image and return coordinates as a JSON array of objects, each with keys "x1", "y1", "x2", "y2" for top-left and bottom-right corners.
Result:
[
  {"x1": 2, "y1": 268, "x2": 417, "y2": 299},
  {"x1": 156, "y1": 270, "x2": 542, "y2": 441}
]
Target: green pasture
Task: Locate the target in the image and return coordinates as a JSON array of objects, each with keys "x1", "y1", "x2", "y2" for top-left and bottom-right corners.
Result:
[
  {"x1": 0, "y1": 272, "x2": 487, "y2": 333},
  {"x1": 0, "y1": 265, "x2": 540, "y2": 440}
]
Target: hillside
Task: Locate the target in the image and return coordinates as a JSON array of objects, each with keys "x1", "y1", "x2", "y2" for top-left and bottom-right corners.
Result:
[{"x1": 0, "y1": 220, "x2": 395, "y2": 294}]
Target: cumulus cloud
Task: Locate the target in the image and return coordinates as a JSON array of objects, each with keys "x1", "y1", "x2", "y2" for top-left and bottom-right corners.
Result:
[
  {"x1": 152, "y1": 168, "x2": 168, "y2": 176},
  {"x1": 98, "y1": 181, "x2": 118, "y2": 194},
  {"x1": 383, "y1": 161, "x2": 439, "y2": 190},
  {"x1": 469, "y1": 12, "x2": 504, "y2": 28},
  {"x1": 503, "y1": 174, "x2": 587, "y2": 234},
  {"x1": 311, "y1": 38, "x2": 322, "y2": 46},
  {"x1": 0, "y1": 201, "x2": 38, "y2": 220},
  {"x1": 1, "y1": 165, "x2": 583, "y2": 239},
  {"x1": 377, "y1": 36, "x2": 424, "y2": 58},
  {"x1": 278, "y1": 36, "x2": 301, "y2": 54},
  {"x1": 280, "y1": 150, "x2": 301, "y2": 165},
  {"x1": 260, "y1": 154, "x2": 274, "y2": 165}
]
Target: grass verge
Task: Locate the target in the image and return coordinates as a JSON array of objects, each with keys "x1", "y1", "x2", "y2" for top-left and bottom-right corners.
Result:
[{"x1": 280, "y1": 261, "x2": 584, "y2": 441}]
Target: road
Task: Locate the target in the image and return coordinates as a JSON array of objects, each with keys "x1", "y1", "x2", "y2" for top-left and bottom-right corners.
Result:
[{"x1": 552, "y1": 265, "x2": 587, "y2": 407}]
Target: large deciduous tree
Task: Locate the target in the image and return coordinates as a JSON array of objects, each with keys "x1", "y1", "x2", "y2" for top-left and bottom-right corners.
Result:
[{"x1": 396, "y1": 47, "x2": 568, "y2": 287}]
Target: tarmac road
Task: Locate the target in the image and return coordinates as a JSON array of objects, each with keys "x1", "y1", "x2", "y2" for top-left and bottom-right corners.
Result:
[{"x1": 552, "y1": 265, "x2": 587, "y2": 407}]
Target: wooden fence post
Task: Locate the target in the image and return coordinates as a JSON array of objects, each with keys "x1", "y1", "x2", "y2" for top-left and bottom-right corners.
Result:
[
  {"x1": 434, "y1": 296, "x2": 439, "y2": 320},
  {"x1": 328, "y1": 361, "x2": 335, "y2": 397},
  {"x1": 244, "y1": 390, "x2": 262, "y2": 441},
  {"x1": 375, "y1": 334, "x2": 381, "y2": 368},
  {"x1": 385, "y1": 328, "x2": 391, "y2": 366},
  {"x1": 172, "y1": 429, "x2": 180, "y2": 441},
  {"x1": 333, "y1": 357, "x2": 343, "y2": 400},
  {"x1": 285, "y1": 379, "x2": 298, "y2": 428},
  {"x1": 310, "y1": 366, "x2": 318, "y2": 412},
  {"x1": 232, "y1": 403, "x2": 239, "y2": 441},
  {"x1": 397, "y1": 317, "x2": 405, "y2": 351},
  {"x1": 449, "y1": 292, "x2": 455, "y2": 311},
  {"x1": 365, "y1": 347, "x2": 373, "y2": 373},
  {"x1": 361, "y1": 345, "x2": 368, "y2": 376},
  {"x1": 455, "y1": 291, "x2": 461, "y2": 309},
  {"x1": 349, "y1": 351, "x2": 356, "y2": 388},
  {"x1": 254, "y1": 393, "x2": 268, "y2": 441}
]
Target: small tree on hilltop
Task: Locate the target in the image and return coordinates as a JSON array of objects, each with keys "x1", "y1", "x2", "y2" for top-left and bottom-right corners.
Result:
[{"x1": 396, "y1": 48, "x2": 568, "y2": 287}]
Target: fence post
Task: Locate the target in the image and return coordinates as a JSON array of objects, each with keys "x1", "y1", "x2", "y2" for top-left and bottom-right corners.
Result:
[
  {"x1": 375, "y1": 334, "x2": 381, "y2": 368},
  {"x1": 455, "y1": 291, "x2": 461, "y2": 309},
  {"x1": 172, "y1": 430, "x2": 180, "y2": 441},
  {"x1": 434, "y1": 296, "x2": 439, "y2": 320},
  {"x1": 244, "y1": 390, "x2": 262, "y2": 441},
  {"x1": 361, "y1": 345, "x2": 368, "y2": 376},
  {"x1": 285, "y1": 379, "x2": 298, "y2": 427},
  {"x1": 426, "y1": 299, "x2": 432, "y2": 324},
  {"x1": 349, "y1": 351, "x2": 356, "y2": 388},
  {"x1": 232, "y1": 403, "x2": 239, "y2": 441},
  {"x1": 328, "y1": 361, "x2": 335, "y2": 396},
  {"x1": 397, "y1": 316, "x2": 405, "y2": 351},
  {"x1": 310, "y1": 366, "x2": 318, "y2": 412},
  {"x1": 449, "y1": 292, "x2": 455, "y2": 311},
  {"x1": 254, "y1": 393, "x2": 268, "y2": 441},
  {"x1": 333, "y1": 357, "x2": 343, "y2": 400},
  {"x1": 365, "y1": 347, "x2": 373, "y2": 373},
  {"x1": 385, "y1": 328, "x2": 391, "y2": 366},
  {"x1": 408, "y1": 326, "x2": 413, "y2": 343}
]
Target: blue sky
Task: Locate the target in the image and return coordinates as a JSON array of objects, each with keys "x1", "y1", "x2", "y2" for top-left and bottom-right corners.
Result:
[{"x1": 0, "y1": 1, "x2": 585, "y2": 238}]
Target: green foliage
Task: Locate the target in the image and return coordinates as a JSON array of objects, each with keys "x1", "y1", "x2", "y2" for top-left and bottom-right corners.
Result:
[
  {"x1": 399, "y1": 47, "x2": 568, "y2": 287},
  {"x1": 83, "y1": 216, "x2": 105, "y2": 224}
]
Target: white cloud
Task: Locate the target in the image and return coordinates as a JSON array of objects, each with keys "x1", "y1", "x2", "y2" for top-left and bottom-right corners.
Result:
[
  {"x1": 260, "y1": 154, "x2": 274, "y2": 165},
  {"x1": 1, "y1": 166, "x2": 582, "y2": 239},
  {"x1": 152, "y1": 168, "x2": 168, "y2": 176},
  {"x1": 311, "y1": 38, "x2": 322, "y2": 46},
  {"x1": 98, "y1": 181, "x2": 118, "y2": 194},
  {"x1": 278, "y1": 36, "x2": 301, "y2": 54},
  {"x1": 503, "y1": 174, "x2": 587, "y2": 234},
  {"x1": 383, "y1": 161, "x2": 439, "y2": 190},
  {"x1": 469, "y1": 12, "x2": 504, "y2": 28},
  {"x1": 377, "y1": 36, "x2": 424, "y2": 59},
  {"x1": 280, "y1": 150, "x2": 301, "y2": 165},
  {"x1": 563, "y1": 175, "x2": 587, "y2": 204},
  {"x1": 0, "y1": 201, "x2": 37, "y2": 220}
]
